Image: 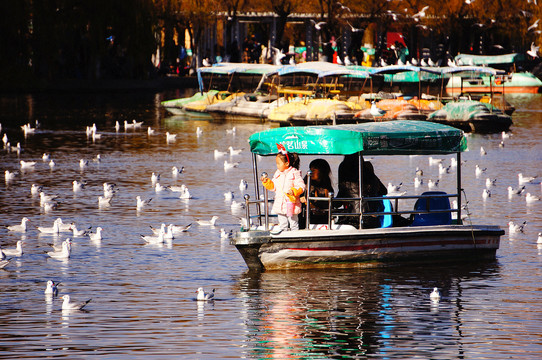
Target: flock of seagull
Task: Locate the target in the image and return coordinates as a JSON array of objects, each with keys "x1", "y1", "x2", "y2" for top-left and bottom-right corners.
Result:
[{"x1": 1, "y1": 120, "x2": 248, "y2": 311}]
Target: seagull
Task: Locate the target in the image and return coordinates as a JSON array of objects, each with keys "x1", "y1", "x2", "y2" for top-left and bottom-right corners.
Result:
[
  {"x1": 196, "y1": 287, "x2": 215, "y2": 301},
  {"x1": 44, "y1": 280, "x2": 60, "y2": 297},
  {"x1": 370, "y1": 102, "x2": 386, "y2": 118},
  {"x1": 20, "y1": 160, "x2": 36, "y2": 170},
  {"x1": 166, "y1": 132, "x2": 177, "y2": 142},
  {"x1": 231, "y1": 200, "x2": 245, "y2": 212},
  {"x1": 37, "y1": 219, "x2": 61, "y2": 234},
  {"x1": 42, "y1": 153, "x2": 50, "y2": 161},
  {"x1": 508, "y1": 221, "x2": 526, "y2": 233},
  {"x1": 0, "y1": 258, "x2": 10, "y2": 269},
  {"x1": 528, "y1": 19, "x2": 540, "y2": 32},
  {"x1": 132, "y1": 119, "x2": 143, "y2": 128},
  {"x1": 224, "y1": 191, "x2": 234, "y2": 200},
  {"x1": 526, "y1": 193, "x2": 541, "y2": 203},
  {"x1": 30, "y1": 184, "x2": 43, "y2": 196},
  {"x1": 172, "y1": 166, "x2": 184, "y2": 176},
  {"x1": 482, "y1": 189, "x2": 491, "y2": 200},
  {"x1": 4, "y1": 170, "x2": 17, "y2": 182},
  {"x1": 387, "y1": 182, "x2": 403, "y2": 194},
  {"x1": 475, "y1": 165, "x2": 487, "y2": 177},
  {"x1": 310, "y1": 19, "x2": 326, "y2": 30},
  {"x1": 239, "y1": 179, "x2": 248, "y2": 191},
  {"x1": 7, "y1": 217, "x2": 30, "y2": 232},
  {"x1": 538, "y1": 232, "x2": 542, "y2": 244},
  {"x1": 196, "y1": 127, "x2": 203, "y2": 137},
  {"x1": 224, "y1": 161, "x2": 239, "y2": 170},
  {"x1": 179, "y1": 186, "x2": 192, "y2": 199},
  {"x1": 49, "y1": 160, "x2": 55, "y2": 168},
  {"x1": 98, "y1": 196, "x2": 112, "y2": 207},
  {"x1": 508, "y1": 185, "x2": 525, "y2": 197},
  {"x1": 196, "y1": 216, "x2": 219, "y2": 226},
  {"x1": 2, "y1": 133, "x2": 8, "y2": 146},
  {"x1": 115, "y1": 121, "x2": 120, "y2": 132},
  {"x1": 141, "y1": 231, "x2": 165, "y2": 244},
  {"x1": 438, "y1": 163, "x2": 451, "y2": 175},
  {"x1": 136, "y1": 196, "x2": 152, "y2": 210},
  {"x1": 103, "y1": 184, "x2": 117, "y2": 199},
  {"x1": 42, "y1": 201, "x2": 58, "y2": 213},
  {"x1": 150, "y1": 223, "x2": 166, "y2": 236},
  {"x1": 40, "y1": 192, "x2": 59, "y2": 207},
  {"x1": 527, "y1": 42, "x2": 540, "y2": 58},
  {"x1": 69, "y1": 223, "x2": 90, "y2": 237},
  {"x1": 229, "y1": 146, "x2": 243, "y2": 156},
  {"x1": 48, "y1": 239, "x2": 72, "y2": 252},
  {"x1": 480, "y1": 146, "x2": 487, "y2": 156},
  {"x1": 412, "y1": 6, "x2": 430, "y2": 21},
  {"x1": 79, "y1": 159, "x2": 88, "y2": 169},
  {"x1": 518, "y1": 173, "x2": 537, "y2": 185},
  {"x1": 428, "y1": 157, "x2": 444, "y2": 166},
  {"x1": 1, "y1": 241, "x2": 23, "y2": 256},
  {"x1": 502, "y1": 131, "x2": 510, "y2": 140},
  {"x1": 72, "y1": 180, "x2": 86, "y2": 192},
  {"x1": 170, "y1": 223, "x2": 192, "y2": 233},
  {"x1": 485, "y1": 178, "x2": 497, "y2": 188},
  {"x1": 415, "y1": 167, "x2": 424, "y2": 176},
  {"x1": 151, "y1": 172, "x2": 160, "y2": 185},
  {"x1": 163, "y1": 224, "x2": 175, "y2": 240},
  {"x1": 61, "y1": 294, "x2": 92, "y2": 311},
  {"x1": 94, "y1": 155, "x2": 101, "y2": 164},
  {"x1": 226, "y1": 127, "x2": 236, "y2": 135},
  {"x1": 155, "y1": 182, "x2": 170, "y2": 193},
  {"x1": 428, "y1": 179, "x2": 439, "y2": 189},
  {"x1": 220, "y1": 228, "x2": 233, "y2": 240},
  {"x1": 124, "y1": 120, "x2": 135, "y2": 130},
  {"x1": 430, "y1": 287, "x2": 440, "y2": 300},
  {"x1": 88, "y1": 227, "x2": 103, "y2": 241},
  {"x1": 92, "y1": 132, "x2": 102, "y2": 141},
  {"x1": 147, "y1": 127, "x2": 156, "y2": 135}
]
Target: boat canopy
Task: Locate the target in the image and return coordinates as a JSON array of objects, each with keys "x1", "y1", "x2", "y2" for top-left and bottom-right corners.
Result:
[
  {"x1": 249, "y1": 120, "x2": 467, "y2": 156},
  {"x1": 454, "y1": 53, "x2": 525, "y2": 66}
]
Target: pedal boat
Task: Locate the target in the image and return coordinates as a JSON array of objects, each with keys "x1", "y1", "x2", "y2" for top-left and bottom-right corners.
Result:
[{"x1": 232, "y1": 121, "x2": 503, "y2": 271}]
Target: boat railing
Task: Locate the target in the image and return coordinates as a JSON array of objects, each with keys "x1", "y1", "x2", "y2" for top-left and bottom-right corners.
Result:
[{"x1": 241, "y1": 182, "x2": 460, "y2": 231}]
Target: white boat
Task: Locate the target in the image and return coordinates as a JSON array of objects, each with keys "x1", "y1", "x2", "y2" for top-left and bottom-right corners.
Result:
[{"x1": 231, "y1": 121, "x2": 503, "y2": 271}]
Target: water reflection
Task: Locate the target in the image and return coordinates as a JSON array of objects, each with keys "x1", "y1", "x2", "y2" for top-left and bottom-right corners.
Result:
[{"x1": 236, "y1": 262, "x2": 501, "y2": 359}]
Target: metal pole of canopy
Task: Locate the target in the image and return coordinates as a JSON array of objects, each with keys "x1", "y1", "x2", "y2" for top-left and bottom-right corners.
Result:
[
  {"x1": 456, "y1": 151, "x2": 462, "y2": 222},
  {"x1": 252, "y1": 153, "x2": 262, "y2": 226},
  {"x1": 359, "y1": 152, "x2": 364, "y2": 229},
  {"x1": 306, "y1": 171, "x2": 312, "y2": 229}
]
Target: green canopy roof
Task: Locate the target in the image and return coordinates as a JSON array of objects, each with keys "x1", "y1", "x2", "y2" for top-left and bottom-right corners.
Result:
[{"x1": 249, "y1": 121, "x2": 467, "y2": 156}]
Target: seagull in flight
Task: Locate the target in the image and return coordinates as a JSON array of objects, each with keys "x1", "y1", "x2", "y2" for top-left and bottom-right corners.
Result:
[
  {"x1": 528, "y1": 19, "x2": 540, "y2": 32},
  {"x1": 527, "y1": 42, "x2": 539, "y2": 58},
  {"x1": 310, "y1": 19, "x2": 326, "y2": 31},
  {"x1": 412, "y1": 6, "x2": 429, "y2": 21}
]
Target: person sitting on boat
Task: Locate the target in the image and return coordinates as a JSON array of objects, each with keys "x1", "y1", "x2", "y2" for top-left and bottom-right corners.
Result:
[
  {"x1": 337, "y1": 154, "x2": 388, "y2": 229},
  {"x1": 299, "y1": 159, "x2": 334, "y2": 227},
  {"x1": 261, "y1": 145, "x2": 305, "y2": 231}
]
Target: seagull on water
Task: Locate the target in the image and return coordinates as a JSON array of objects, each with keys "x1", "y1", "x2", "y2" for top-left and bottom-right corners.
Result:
[
  {"x1": 196, "y1": 127, "x2": 203, "y2": 137},
  {"x1": 72, "y1": 180, "x2": 86, "y2": 192},
  {"x1": 224, "y1": 191, "x2": 234, "y2": 201},
  {"x1": 239, "y1": 179, "x2": 248, "y2": 191},
  {"x1": 508, "y1": 185, "x2": 525, "y2": 197},
  {"x1": 526, "y1": 193, "x2": 541, "y2": 203},
  {"x1": 231, "y1": 200, "x2": 245, "y2": 212},
  {"x1": 166, "y1": 132, "x2": 177, "y2": 142},
  {"x1": 480, "y1": 146, "x2": 487, "y2": 156},
  {"x1": 1, "y1": 241, "x2": 23, "y2": 257},
  {"x1": 37, "y1": 219, "x2": 61, "y2": 234},
  {"x1": 229, "y1": 146, "x2": 243, "y2": 156},
  {"x1": 79, "y1": 159, "x2": 88, "y2": 169},
  {"x1": 485, "y1": 178, "x2": 497, "y2": 189},
  {"x1": 196, "y1": 216, "x2": 219, "y2": 226},
  {"x1": 136, "y1": 196, "x2": 152, "y2": 210},
  {"x1": 147, "y1": 127, "x2": 155, "y2": 135},
  {"x1": 430, "y1": 287, "x2": 440, "y2": 300},
  {"x1": 226, "y1": 127, "x2": 236, "y2": 135},
  {"x1": 31, "y1": 184, "x2": 43, "y2": 196},
  {"x1": 88, "y1": 227, "x2": 103, "y2": 241},
  {"x1": 20, "y1": 160, "x2": 36, "y2": 170},
  {"x1": 475, "y1": 165, "x2": 487, "y2": 177},
  {"x1": 224, "y1": 161, "x2": 239, "y2": 170},
  {"x1": 141, "y1": 230, "x2": 165, "y2": 244},
  {"x1": 44, "y1": 280, "x2": 60, "y2": 297},
  {"x1": 42, "y1": 153, "x2": 50, "y2": 161},
  {"x1": 172, "y1": 166, "x2": 184, "y2": 176},
  {"x1": 4, "y1": 170, "x2": 17, "y2": 182},
  {"x1": 170, "y1": 223, "x2": 192, "y2": 233},
  {"x1": 414, "y1": 177, "x2": 423, "y2": 188},
  {"x1": 428, "y1": 179, "x2": 439, "y2": 189},
  {"x1": 508, "y1": 221, "x2": 526, "y2": 233},
  {"x1": 482, "y1": 189, "x2": 491, "y2": 200},
  {"x1": 61, "y1": 294, "x2": 92, "y2": 311},
  {"x1": 49, "y1": 159, "x2": 55, "y2": 169},
  {"x1": 438, "y1": 163, "x2": 451, "y2": 175},
  {"x1": 7, "y1": 217, "x2": 30, "y2": 232},
  {"x1": 429, "y1": 157, "x2": 444, "y2": 166},
  {"x1": 179, "y1": 186, "x2": 192, "y2": 199},
  {"x1": 69, "y1": 223, "x2": 90, "y2": 237},
  {"x1": 196, "y1": 287, "x2": 215, "y2": 301},
  {"x1": 415, "y1": 167, "x2": 424, "y2": 176},
  {"x1": 48, "y1": 239, "x2": 72, "y2": 253},
  {"x1": 98, "y1": 196, "x2": 112, "y2": 207},
  {"x1": 151, "y1": 172, "x2": 160, "y2": 185},
  {"x1": 518, "y1": 173, "x2": 537, "y2": 185},
  {"x1": 538, "y1": 233, "x2": 542, "y2": 244}
]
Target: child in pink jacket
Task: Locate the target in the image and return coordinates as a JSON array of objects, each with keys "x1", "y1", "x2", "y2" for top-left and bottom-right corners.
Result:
[{"x1": 261, "y1": 145, "x2": 305, "y2": 231}]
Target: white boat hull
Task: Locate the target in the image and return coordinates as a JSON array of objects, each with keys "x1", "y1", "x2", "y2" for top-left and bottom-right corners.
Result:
[{"x1": 233, "y1": 225, "x2": 503, "y2": 271}]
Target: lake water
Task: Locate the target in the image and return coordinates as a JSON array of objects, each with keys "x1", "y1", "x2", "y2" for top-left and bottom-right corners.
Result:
[{"x1": 0, "y1": 91, "x2": 541, "y2": 359}]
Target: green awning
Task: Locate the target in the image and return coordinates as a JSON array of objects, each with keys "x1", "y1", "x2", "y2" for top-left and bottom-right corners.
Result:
[{"x1": 249, "y1": 121, "x2": 467, "y2": 156}]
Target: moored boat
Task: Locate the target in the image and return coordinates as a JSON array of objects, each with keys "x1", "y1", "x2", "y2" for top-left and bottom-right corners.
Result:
[
  {"x1": 446, "y1": 72, "x2": 542, "y2": 94},
  {"x1": 232, "y1": 121, "x2": 503, "y2": 271},
  {"x1": 427, "y1": 100, "x2": 512, "y2": 133}
]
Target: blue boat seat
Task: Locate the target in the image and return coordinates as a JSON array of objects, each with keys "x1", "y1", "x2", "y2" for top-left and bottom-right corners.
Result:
[
  {"x1": 411, "y1": 191, "x2": 452, "y2": 226},
  {"x1": 379, "y1": 197, "x2": 393, "y2": 228}
]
